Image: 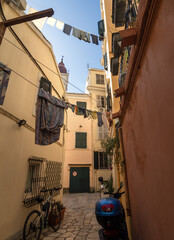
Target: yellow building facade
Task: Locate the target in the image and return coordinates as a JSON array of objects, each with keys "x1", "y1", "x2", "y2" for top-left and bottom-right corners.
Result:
[
  {"x1": 63, "y1": 68, "x2": 111, "y2": 193},
  {"x1": 0, "y1": 2, "x2": 65, "y2": 239}
]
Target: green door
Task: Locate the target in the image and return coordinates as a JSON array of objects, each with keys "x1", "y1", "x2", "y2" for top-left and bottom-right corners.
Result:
[{"x1": 69, "y1": 167, "x2": 89, "y2": 193}]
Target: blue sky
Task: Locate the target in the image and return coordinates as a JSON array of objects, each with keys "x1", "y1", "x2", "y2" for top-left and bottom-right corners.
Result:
[{"x1": 26, "y1": 0, "x2": 103, "y2": 93}]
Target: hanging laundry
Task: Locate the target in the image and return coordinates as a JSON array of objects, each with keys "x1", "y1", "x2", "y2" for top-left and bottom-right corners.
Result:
[
  {"x1": 69, "y1": 103, "x2": 75, "y2": 113},
  {"x1": 0, "y1": 63, "x2": 11, "y2": 105},
  {"x1": 78, "y1": 31, "x2": 91, "y2": 43},
  {"x1": 63, "y1": 24, "x2": 72, "y2": 35},
  {"x1": 78, "y1": 107, "x2": 85, "y2": 115},
  {"x1": 99, "y1": 36, "x2": 104, "y2": 41},
  {"x1": 84, "y1": 109, "x2": 90, "y2": 118},
  {"x1": 90, "y1": 111, "x2": 97, "y2": 119},
  {"x1": 56, "y1": 20, "x2": 64, "y2": 30},
  {"x1": 46, "y1": 17, "x2": 57, "y2": 27},
  {"x1": 83, "y1": 32, "x2": 91, "y2": 43},
  {"x1": 102, "y1": 112, "x2": 108, "y2": 130},
  {"x1": 97, "y1": 112, "x2": 103, "y2": 127},
  {"x1": 91, "y1": 34, "x2": 99, "y2": 45},
  {"x1": 35, "y1": 89, "x2": 67, "y2": 145},
  {"x1": 28, "y1": 7, "x2": 48, "y2": 31},
  {"x1": 75, "y1": 105, "x2": 78, "y2": 114},
  {"x1": 72, "y1": 27, "x2": 80, "y2": 38}
]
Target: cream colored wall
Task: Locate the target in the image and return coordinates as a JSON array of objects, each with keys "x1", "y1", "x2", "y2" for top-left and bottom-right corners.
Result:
[
  {"x1": 64, "y1": 94, "x2": 93, "y2": 188},
  {"x1": 87, "y1": 69, "x2": 111, "y2": 190},
  {"x1": 0, "y1": 3, "x2": 65, "y2": 239}
]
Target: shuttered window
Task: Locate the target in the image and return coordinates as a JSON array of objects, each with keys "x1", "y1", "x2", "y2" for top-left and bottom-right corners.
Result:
[
  {"x1": 98, "y1": 125, "x2": 108, "y2": 140},
  {"x1": 76, "y1": 101, "x2": 86, "y2": 115},
  {"x1": 94, "y1": 151, "x2": 99, "y2": 169},
  {"x1": 94, "y1": 152, "x2": 109, "y2": 169},
  {"x1": 40, "y1": 77, "x2": 51, "y2": 94},
  {"x1": 96, "y1": 74, "x2": 104, "y2": 84},
  {"x1": 97, "y1": 95, "x2": 106, "y2": 108},
  {"x1": 104, "y1": 53, "x2": 108, "y2": 70},
  {"x1": 75, "y1": 132, "x2": 87, "y2": 148}
]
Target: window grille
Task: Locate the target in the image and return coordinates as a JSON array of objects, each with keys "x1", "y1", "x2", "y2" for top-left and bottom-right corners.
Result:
[
  {"x1": 23, "y1": 157, "x2": 62, "y2": 208},
  {"x1": 96, "y1": 74, "x2": 104, "y2": 85}
]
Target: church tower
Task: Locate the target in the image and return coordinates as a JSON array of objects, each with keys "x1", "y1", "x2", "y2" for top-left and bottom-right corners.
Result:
[{"x1": 58, "y1": 57, "x2": 69, "y2": 91}]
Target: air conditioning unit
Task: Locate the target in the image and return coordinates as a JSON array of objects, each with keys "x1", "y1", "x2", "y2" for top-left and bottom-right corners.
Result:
[{"x1": 4, "y1": 0, "x2": 27, "y2": 11}]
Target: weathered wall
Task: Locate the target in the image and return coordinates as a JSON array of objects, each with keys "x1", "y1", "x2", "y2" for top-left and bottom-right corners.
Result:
[{"x1": 122, "y1": 0, "x2": 174, "y2": 239}]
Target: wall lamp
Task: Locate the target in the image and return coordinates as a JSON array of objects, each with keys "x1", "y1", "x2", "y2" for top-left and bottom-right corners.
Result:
[{"x1": 17, "y1": 119, "x2": 26, "y2": 127}]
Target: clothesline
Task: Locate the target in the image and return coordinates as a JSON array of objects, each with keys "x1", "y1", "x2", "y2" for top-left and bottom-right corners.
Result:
[
  {"x1": 0, "y1": 64, "x2": 109, "y2": 146},
  {"x1": 27, "y1": 6, "x2": 104, "y2": 45},
  {"x1": 0, "y1": 63, "x2": 108, "y2": 125},
  {"x1": 0, "y1": 34, "x2": 99, "y2": 104}
]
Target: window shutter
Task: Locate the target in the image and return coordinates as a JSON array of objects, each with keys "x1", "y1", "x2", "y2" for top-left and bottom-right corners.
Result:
[
  {"x1": 104, "y1": 53, "x2": 108, "y2": 70},
  {"x1": 97, "y1": 95, "x2": 101, "y2": 108},
  {"x1": 104, "y1": 153, "x2": 108, "y2": 168},
  {"x1": 98, "y1": 20, "x2": 105, "y2": 37},
  {"x1": 76, "y1": 101, "x2": 87, "y2": 115},
  {"x1": 76, "y1": 101, "x2": 86, "y2": 109},
  {"x1": 75, "y1": 132, "x2": 87, "y2": 148},
  {"x1": 104, "y1": 125, "x2": 108, "y2": 139},
  {"x1": 94, "y1": 151, "x2": 99, "y2": 169},
  {"x1": 98, "y1": 126, "x2": 103, "y2": 140}
]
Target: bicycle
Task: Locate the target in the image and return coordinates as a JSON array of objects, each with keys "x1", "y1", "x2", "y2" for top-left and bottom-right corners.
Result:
[{"x1": 23, "y1": 185, "x2": 62, "y2": 240}]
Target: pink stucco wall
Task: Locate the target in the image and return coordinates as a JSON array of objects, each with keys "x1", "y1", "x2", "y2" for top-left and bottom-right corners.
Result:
[{"x1": 122, "y1": 0, "x2": 174, "y2": 239}]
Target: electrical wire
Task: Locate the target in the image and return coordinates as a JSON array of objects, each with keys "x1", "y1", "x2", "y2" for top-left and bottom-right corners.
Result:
[
  {"x1": 0, "y1": 0, "x2": 61, "y2": 98},
  {"x1": 0, "y1": 1, "x2": 105, "y2": 105},
  {"x1": 0, "y1": 33, "x2": 102, "y2": 104}
]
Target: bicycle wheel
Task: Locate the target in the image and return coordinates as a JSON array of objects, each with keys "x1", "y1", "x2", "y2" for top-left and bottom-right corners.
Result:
[
  {"x1": 23, "y1": 210, "x2": 42, "y2": 240},
  {"x1": 50, "y1": 202, "x2": 61, "y2": 231}
]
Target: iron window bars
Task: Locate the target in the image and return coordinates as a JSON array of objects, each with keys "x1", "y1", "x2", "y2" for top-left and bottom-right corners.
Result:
[{"x1": 23, "y1": 157, "x2": 62, "y2": 208}]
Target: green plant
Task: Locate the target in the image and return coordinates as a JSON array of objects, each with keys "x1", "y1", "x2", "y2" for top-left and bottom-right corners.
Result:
[
  {"x1": 103, "y1": 177, "x2": 114, "y2": 195},
  {"x1": 101, "y1": 137, "x2": 117, "y2": 155}
]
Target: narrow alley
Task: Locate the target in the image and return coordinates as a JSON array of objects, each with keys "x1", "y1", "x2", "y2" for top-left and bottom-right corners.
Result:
[{"x1": 42, "y1": 193, "x2": 100, "y2": 240}]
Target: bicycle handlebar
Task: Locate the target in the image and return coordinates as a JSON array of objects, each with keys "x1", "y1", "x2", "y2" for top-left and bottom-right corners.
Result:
[{"x1": 40, "y1": 185, "x2": 62, "y2": 193}]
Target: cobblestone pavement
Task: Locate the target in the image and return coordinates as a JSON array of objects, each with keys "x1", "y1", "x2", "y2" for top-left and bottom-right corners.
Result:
[{"x1": 42, "y1": 193, "x2": 101, "y2": 240}]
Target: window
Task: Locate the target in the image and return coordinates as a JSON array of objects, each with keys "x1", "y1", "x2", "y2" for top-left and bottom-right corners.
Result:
[
  {"x1": 24, "y1": 157, "x2": 62, "y2": 208},
  {"x1": 94, "y1": 152, "x2": 110, "y2": 169},
  {"x1": 25, "y1": 158, "x2": 45, "y2": 194},
  {"x1": 40, "y1": 77, "x2": 51, "y2": 94},
  {"x1": 97, "y1": 95, "x2": 106, "y2": 108},
  {"x1": 96, "y1": 74, "x2": 104, "y2": 85},
  {"x1": 98, "y1": 125, "x2": 108, "y2": 140},
  {"x1": 75, "y1": 132, "x2": 87, "y2": 148},
  {"x1": 76, "y1": 101, "x2": 87, "y2": 115}
]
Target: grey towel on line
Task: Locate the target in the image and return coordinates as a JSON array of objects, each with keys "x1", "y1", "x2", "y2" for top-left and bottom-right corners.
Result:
[
  {"x1": 72, "y1": 27, "x2": 80, "y2": 38},
  {"x1": 63, "y1": 24, "x2": 72, "y2": 35},
  {"x1": 91, "y1": 34, "x2": 99, "y2": 45}
]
